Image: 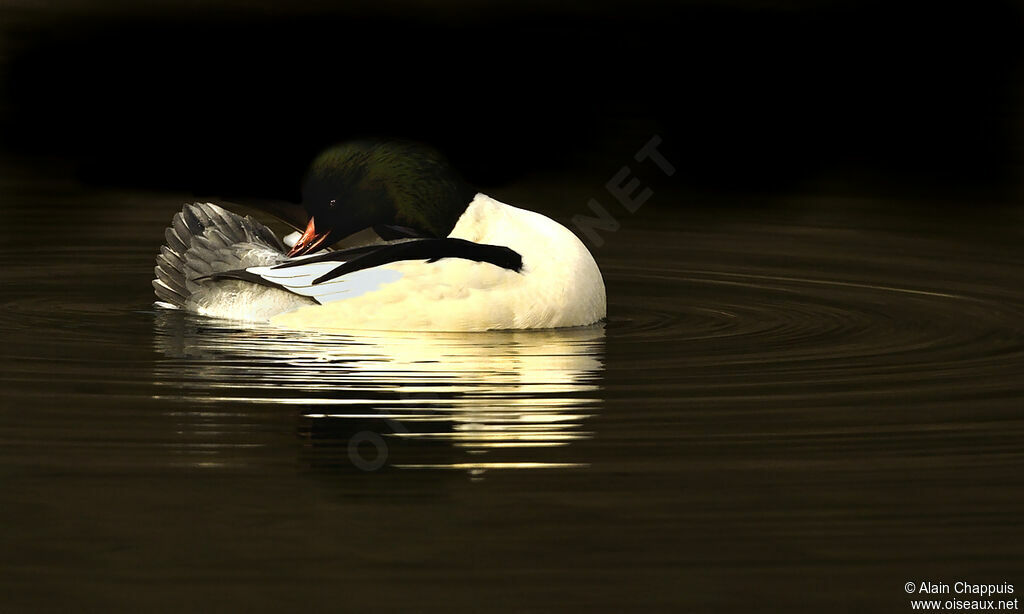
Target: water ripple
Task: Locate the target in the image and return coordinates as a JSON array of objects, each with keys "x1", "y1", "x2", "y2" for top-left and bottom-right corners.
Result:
[{"x1": 152, "y1": 314, "x2": 605, "y2": 474}]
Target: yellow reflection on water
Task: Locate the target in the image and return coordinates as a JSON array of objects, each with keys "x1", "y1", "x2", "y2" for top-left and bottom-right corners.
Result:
[{"x1": 153, "y1": 314, "x2": 605, "y2": 474}]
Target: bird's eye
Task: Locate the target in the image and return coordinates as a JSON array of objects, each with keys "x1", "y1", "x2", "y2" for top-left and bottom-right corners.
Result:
[{"x1": 328, "y1": 199, "x2": 337, "y2": 209}]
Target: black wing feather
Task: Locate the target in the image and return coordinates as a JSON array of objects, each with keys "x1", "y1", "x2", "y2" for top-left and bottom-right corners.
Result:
[{"x1": 307, "y1": 238, "x2": 523, "y2": 284}]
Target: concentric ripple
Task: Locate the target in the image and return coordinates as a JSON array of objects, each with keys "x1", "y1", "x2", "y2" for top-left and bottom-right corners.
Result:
[
  {"x1": 2, "y1": 194, "x2": 1023, "y2": 475},
  {"x1": 585, "y1": 210, "x2": 1024, "y2": 474},
  {"x1": 606, "y1": 261, "x2": 1024, "y2": 389}
]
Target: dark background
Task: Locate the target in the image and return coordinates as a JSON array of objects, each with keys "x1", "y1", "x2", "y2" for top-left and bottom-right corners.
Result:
[
  {"x1": 2, "y1": 5, "x2": 1023, "y2": 612},
  {"x1": 0, "y1": 0, "x2": 1022, "y2": 203}
]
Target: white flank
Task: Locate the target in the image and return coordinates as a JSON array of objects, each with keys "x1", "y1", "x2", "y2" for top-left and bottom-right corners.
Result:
[{"x1": 184, "y1": 194, "x2": 607, "y2": 331}]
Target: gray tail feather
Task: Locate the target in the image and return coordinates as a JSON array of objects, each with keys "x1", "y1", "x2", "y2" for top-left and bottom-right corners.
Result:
[{"x1": 153, "y1": 202, "x2": 287, "y2": 309}]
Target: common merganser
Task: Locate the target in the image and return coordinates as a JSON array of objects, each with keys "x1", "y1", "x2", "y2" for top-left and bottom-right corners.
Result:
[{"x1": 153, "y1": 140, "x2": 606, "y2": 331}]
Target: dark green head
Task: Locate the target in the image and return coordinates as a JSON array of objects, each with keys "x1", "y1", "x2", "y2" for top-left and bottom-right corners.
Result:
[{"x1": 288, "y1": 140, "x2": 477, "y2": 256}]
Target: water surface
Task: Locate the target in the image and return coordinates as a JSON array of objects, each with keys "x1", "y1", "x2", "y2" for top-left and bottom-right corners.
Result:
[{"x1": 1, "y1": 174, "x2": 1023, "y2": 611}]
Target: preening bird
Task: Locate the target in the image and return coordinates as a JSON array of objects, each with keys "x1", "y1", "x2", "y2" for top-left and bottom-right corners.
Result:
[{"x1": 153, "y1": 140, "x2": 606, "y2": 331}]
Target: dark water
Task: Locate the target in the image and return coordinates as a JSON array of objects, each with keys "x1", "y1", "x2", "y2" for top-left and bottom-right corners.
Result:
[{"x1": 2, "y1": 173, "x2": 1023, "y2": 612}]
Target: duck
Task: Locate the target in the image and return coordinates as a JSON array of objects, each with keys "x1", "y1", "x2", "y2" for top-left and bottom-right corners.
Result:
[{"x1": 153, "y1": 139, "x2": 606, "y2": 332}]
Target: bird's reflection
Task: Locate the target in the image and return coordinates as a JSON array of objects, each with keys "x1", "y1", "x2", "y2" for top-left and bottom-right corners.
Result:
[{"x1": 153, "y1": 312, "x2": 605, "y2": 476}]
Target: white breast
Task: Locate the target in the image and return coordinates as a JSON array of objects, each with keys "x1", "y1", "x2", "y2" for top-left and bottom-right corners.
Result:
[{"x1": 269, "y1": 194, "x2": 607, "y2": 332}]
